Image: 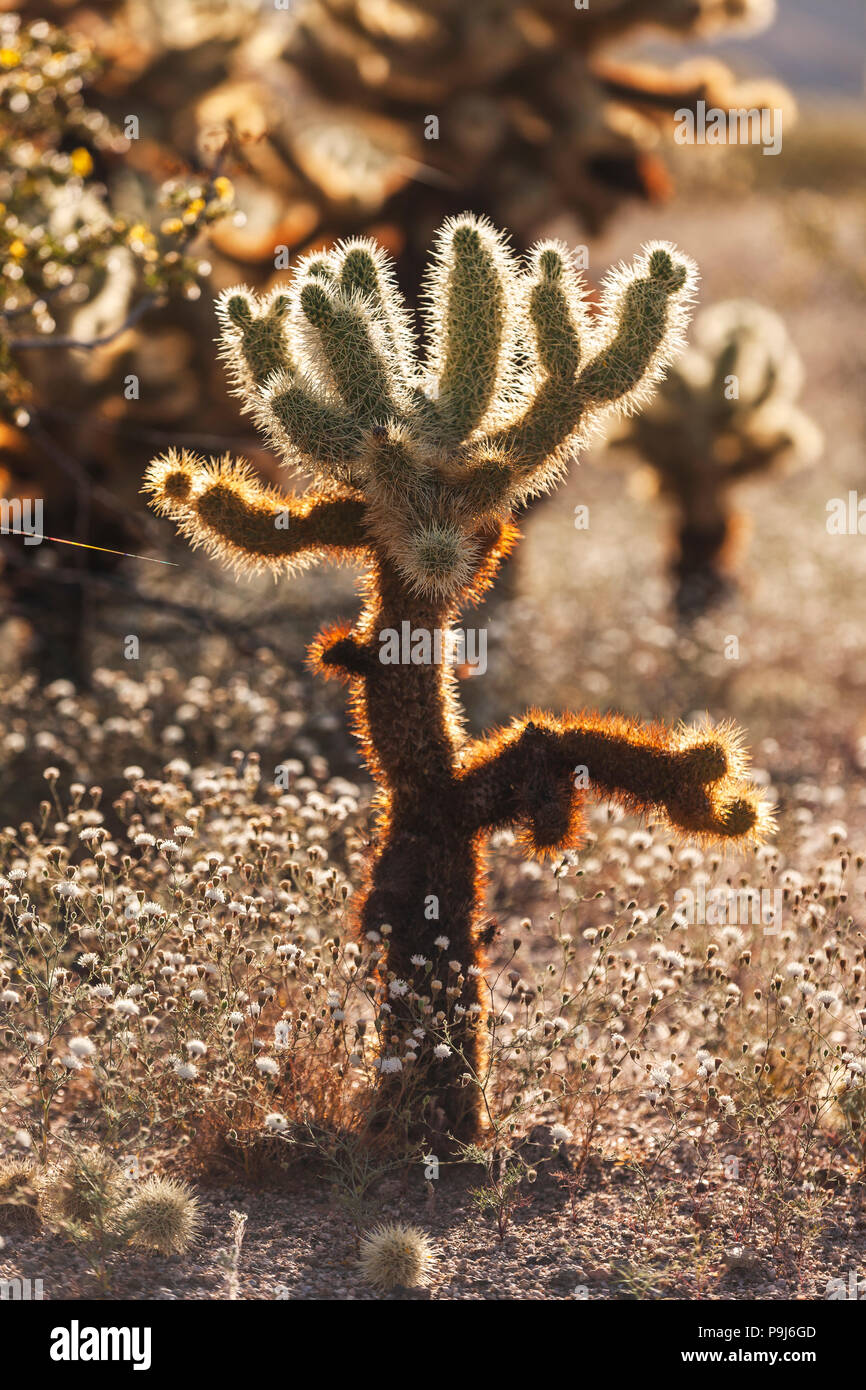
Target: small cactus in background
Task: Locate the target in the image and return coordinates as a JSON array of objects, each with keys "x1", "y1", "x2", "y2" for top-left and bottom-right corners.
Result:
[
  {"x1": 0, "y1": 1155, "x2": 39, "y2": 1228},
  {"x1": 358, "y1": 1221, "x2": 433, "y2": 1291},
  {"x1": 610, "y1": 298, "x2": 822, "y2": 617},
  {"x1": 38, "y1": 1145, "x2": 126, "y2": 1226},
  {"x1": 39, "y1": 1147, "x2": 202, "y2": 1266},
  {"x1": 118, "y1": 1175, "x2": 202, "y2": 1255},
  {"x1": 146, "y1": 215, "x2": 773, "y2": 1139}
]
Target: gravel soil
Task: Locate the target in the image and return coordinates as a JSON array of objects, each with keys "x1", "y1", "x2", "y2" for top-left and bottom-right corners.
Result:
[{"x1": 3, "y1": 1139, "x2": 864, "y2": 1301}]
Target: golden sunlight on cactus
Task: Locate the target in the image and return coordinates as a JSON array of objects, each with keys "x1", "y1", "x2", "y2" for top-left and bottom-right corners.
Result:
[{"x1": 145, "y1": 216, "x2": 772, "y2": 1139}]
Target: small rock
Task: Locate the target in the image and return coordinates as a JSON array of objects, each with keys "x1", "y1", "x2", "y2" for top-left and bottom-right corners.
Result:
[{"x1": 723, "y1": 1246, "x2": 765, "y2": 1273}]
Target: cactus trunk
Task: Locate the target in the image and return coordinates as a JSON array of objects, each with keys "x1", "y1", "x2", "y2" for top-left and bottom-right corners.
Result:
[
  {"x1": 360, "y1": 804, "x2": 486, "y2": 1138},
  {"x1": 331, "y1": 560, "x2": 489, "y2": 1138}
]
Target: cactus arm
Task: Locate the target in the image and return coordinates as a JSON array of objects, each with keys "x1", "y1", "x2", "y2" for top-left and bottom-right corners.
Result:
[
  {"x1": 258, "y1": 375, "x2": 366, "y2": 485},
  {"x1": 422, "y1": 215, "x2": 516, "y2": 445},
  {"x1": 216, "y1": 288, "x2": 294, "y2": 394},
  {"x1": 573, "y1": 246, "x2": 695, "y2": 409},
  {"x1": 476, "y1": 243, "x2": 696, "y2": 502},
  {"x1": 460, "y1": 712, "x2": 772, "y2": 852},
  {"x1": 143, "y1": 450, "x2": 368, "y2": 573},
  {"x1": 298, "y1": 277, "x2": 397, "y2": 424},
  {"x1": 337, "y1": 239, "x2": 415, "y2": 368}
]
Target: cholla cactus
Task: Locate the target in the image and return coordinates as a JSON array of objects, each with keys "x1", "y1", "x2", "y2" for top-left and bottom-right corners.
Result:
[
  {"x1": 118, "y1": 1175, "x2": 202, "y2": 1255},
  {"x1": 145, "y1": 215, "x2": 773, "y2": 1138},
  {"x1": 0, "y1": 1156, "x2": 39, "y2": 1228},
  {"x1": 193, "y1": 0, "x2": 789, "y2": 267},
  {"x1": 358, "y1": 1221, "x2": 434, "y2": 1291},
  {"x1": 38, "y1": 1145, "x2": 126, "y2": 1226},
  {"x1": 611, "y1": 299, "x2": 822, "y2": 617}
]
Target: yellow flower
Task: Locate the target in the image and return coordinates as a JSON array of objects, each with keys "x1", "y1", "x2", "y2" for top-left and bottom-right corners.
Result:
[
  {"x1": 127, "y1": 223, "x2": 154, "y2": 246},
  {"x1": 8, "y1": 239, "x2": 27, "y2": 259},
  {"x1": 212, "y1": 176, "x2": 234, "y2": 202},
  {"x1": 70, "y1": 147, "x2": 94, "y2": 178},
  {"x1": 160, "y1": 217, "x2": 184, "y2": 237},
  {"x1": 0, "y1": 48, "x2": 21, "y2": 68},
  {"x1": 184, "y1": 198, "x2": 206, "y2": 219}
]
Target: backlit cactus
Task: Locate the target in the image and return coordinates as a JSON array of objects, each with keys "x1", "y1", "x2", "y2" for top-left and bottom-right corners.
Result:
[
  {"x1": 145, "y1": 216, "x2": 773, "y2": 1139},
  {"x1": 610, "y1": 298, "x2": 822, "y2": 617}
]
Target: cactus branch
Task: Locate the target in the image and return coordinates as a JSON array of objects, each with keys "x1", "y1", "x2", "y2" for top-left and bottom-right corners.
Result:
[
  {"x1": 460, "y1": 713, "x2": 772, "y2": 850},
  {"x1": 144, "y1": 449, "x2": 368, "y2": 573}
]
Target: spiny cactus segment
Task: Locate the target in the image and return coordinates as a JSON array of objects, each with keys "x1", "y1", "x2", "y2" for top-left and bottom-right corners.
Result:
[{"x1": 148, "y1": 217, "x2": 697, "y2": 597}]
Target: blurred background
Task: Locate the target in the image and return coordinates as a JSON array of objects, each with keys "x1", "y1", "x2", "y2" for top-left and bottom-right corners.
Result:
[{"x1": 0, "y1": 0, "x2": 863, "y2": 832}]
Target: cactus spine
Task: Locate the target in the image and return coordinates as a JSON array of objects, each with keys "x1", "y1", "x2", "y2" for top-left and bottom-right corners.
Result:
[{"x1": 145, "y1": 216, "x2": 772, "y2": 1139}]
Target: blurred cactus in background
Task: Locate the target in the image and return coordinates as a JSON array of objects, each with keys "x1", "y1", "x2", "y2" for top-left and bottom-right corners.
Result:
[
  {"x1": 610, "y1": 298, "x2": 822, "y2": 618},
  {"x1": 192, "y1": 0, "x2": 791, "y2": 273},
  {"x1": 11, "y1": 0, "x2": 792, "y2": 272},
  {"x1": 146, "y1": 216, "x2": 772, "y2": 1139}
]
